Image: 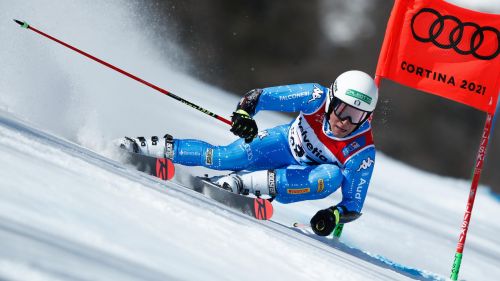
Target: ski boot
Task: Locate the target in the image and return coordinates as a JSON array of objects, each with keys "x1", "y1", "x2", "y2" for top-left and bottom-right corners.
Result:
[
  {"x1": 118, "y1": 134, "x2": 175, "y2": 159},
  {"x1": 213, "y1": 174, "x2": 244, "y2": 194},
  {"x1": 213, "y1": 170, "x2": 276, "y2": 198}
]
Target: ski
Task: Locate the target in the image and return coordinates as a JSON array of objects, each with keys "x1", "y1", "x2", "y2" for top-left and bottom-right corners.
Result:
[
  {"x1": 189, "y1": 177, "x2": 273, "y2": 220},
  {"x1": 122, "y1": 150, "x2": 175, "y2": 180},
  {"x1": 120, "y1": 150, "x2": 273, "y2": 220}
]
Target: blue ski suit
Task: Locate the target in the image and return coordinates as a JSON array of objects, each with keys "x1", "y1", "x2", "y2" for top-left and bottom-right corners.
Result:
[{"x1": 171, "y1": 83, "x2": 376, "y2": 217}]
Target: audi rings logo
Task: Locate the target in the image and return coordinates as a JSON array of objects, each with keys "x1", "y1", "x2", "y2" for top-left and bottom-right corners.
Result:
[{"x1": 411, "y1": 8, "x2": 500, "y2": 60}]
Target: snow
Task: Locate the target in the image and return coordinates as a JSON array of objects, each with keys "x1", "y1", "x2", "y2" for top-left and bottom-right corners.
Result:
[
  {"x1": 0, "y1": 0, "x2": 499, "y2": 281},
  {"x1": 0, "y1": 112, "x2": 414, "y2": 281},
  {"x1": 447, "y1": 0, "x2": 500, "y2": 13}
]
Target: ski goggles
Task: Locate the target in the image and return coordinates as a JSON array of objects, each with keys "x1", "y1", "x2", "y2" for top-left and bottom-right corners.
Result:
[{"x1": 331, "y1": 98, "x2": 370, "y2": 125}]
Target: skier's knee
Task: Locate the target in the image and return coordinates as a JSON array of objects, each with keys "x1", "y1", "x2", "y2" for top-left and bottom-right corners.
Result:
[{"x1": 308, "y1": 164, "x2": 342, "y2": 194}]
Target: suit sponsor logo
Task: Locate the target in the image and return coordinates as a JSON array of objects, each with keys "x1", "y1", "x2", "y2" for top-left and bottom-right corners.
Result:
[
  {"x1": 317, "y1": 179, "x2": 325, "y2": 193},
  {"x1": 342, "y1": 140, "x2": 362, "y2": 157},
  {"x1": 258, "y1": 130, "x2": 269, "y2": 140},
  {"x1": 241, "y1": 143, "x2": 253, "y2": 160},
  {"x1": 355, "y1": 178, "x2": 367, "y2": 200},
  {"x1": 290, "y1": 117, "x2": 328, "y2": 162},
  {"x1": 308, "y1": 85, "x2": 324, "y2": 103},
  {"x1": 287, "y1": 188, "x2": 310, "y2": 195},
  {"x1": 279, "y1": 91, "x2": 309, "y2": 101},
  {"x1": 357, "y1": 157, "x2": 374, "y2": 172}
]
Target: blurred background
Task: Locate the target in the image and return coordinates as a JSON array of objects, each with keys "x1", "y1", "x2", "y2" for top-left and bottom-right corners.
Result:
[{"x1": 140, "y1": 0, "x2": 499, "y2": 192}]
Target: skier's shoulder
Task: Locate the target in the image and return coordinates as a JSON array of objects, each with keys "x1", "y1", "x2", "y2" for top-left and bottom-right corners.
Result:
[{"x1": 264, "y1": 83, "x2": 328, "y2": 96}]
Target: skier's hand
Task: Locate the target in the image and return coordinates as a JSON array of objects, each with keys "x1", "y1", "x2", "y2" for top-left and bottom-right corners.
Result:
[
  {"x1": 310, "y1": 207, "x2": 340, "y2": 236},
  {"x1": 231, "y1": 109, "x2": 258, "y2": 143}
]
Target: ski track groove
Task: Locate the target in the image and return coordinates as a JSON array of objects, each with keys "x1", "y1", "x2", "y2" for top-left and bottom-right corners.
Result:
[{"x1": 0, "y1": 216, "x2": 179, "y2": 281}]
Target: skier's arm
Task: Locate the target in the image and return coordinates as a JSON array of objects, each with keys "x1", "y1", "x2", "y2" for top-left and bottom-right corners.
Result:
[
  {"x1": 337, "y1": 148, "x2": 376, "y2": 220},
  {"x1": 231, "y1": 83, "x2": 327, "y2": 142},
  {"x1": 236, "y1": 83, "x2": 328, "y2": 116},
  {"x1": 309, "y1": 148, "x2": 375, "y2": 236}
]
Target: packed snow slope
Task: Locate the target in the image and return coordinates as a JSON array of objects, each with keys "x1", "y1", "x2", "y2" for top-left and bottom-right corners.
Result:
[
  {"x1": 0, "y1": 110, "x2": 428, "y2": 281},
  {"x1": 2, "y1": 94, "x2": 500, "y2": 281},
  {"x1": 1, "y1": 1, "x2": 499, "y2": 281}
]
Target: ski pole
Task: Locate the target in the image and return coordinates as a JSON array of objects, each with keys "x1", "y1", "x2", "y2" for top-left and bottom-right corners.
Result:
[
  {"x1": 13, "y1": 20, "x2": 232, "y2": 126},
  {"x1": 292, "y1": 222, "x2": 344, "y2": 238},
  {"x1": 292, "y1": 222, "x2": 309, "y2": 229},
  {"x1": 332, "y1": 223, "x2": 344, "y2": 238}
]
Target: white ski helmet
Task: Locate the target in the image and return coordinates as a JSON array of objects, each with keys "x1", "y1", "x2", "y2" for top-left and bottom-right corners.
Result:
[{"x1": 326, "y1": 70, "x2": 378, "y2": 115}]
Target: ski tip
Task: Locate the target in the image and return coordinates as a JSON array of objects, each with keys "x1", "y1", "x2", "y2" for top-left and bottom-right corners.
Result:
[
  {"x1": 253, "y1": 198, "x2": 273, "y2": 220},
  {"x1": 166, "y1": 159, "x2": 175, "y2": 180},
  {"x1": 13, "y1": 19, "x2": 29, "y2": 28},
  {"x1": 154, "y1": 158, "x2": 175, "y2": 181}
]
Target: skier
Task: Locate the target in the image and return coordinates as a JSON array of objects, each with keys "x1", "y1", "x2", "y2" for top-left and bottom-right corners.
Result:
[{"x1": 120, "y1": 70, "x2": 378, "y2": 236}]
